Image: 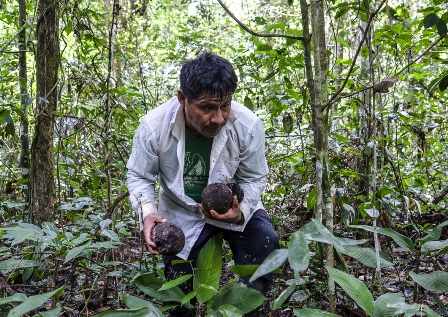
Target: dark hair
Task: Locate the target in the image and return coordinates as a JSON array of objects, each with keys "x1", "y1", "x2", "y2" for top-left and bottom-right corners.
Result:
[{"x1": 179, "y1": 52, "x2": 238, "y2": 102}]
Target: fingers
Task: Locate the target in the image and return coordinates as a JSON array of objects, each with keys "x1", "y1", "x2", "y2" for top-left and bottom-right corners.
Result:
[{"x1": 143, "y1": 214, "x2": 167, "y2": 255}]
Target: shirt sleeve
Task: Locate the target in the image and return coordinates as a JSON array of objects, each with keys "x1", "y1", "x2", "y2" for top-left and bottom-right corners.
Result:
[
  {"x1": 126, "y1": 119, "x2": 160, "y2": 224},
  {"x1": 235, "y1": 119, "x2": 269, "y2": 221}
]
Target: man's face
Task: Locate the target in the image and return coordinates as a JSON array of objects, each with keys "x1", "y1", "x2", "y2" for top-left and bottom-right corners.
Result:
[{"x1": 178, "y1": 90, "x2": 232, "y2": 138}]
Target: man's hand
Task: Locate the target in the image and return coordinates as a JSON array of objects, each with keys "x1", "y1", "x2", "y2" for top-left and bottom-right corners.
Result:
[
  {"x1": 199, "y1": 195, "x2": 242, "y2": 224},
  {"x1": 143, "y1": 213, "x2": 167, "y2": 254}
]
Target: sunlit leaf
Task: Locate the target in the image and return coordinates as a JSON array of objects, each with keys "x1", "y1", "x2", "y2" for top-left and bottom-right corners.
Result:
[{"x1": 249, "y1": 249, "x2": 288, "y2": 282}]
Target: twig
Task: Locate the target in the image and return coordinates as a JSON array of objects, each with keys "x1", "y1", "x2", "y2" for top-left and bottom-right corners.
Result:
[
  {"x1": 325, "y1": 30, "x2": 448, "y2": 108},
  {"x1": 324, "y1": 0, "x2": 387, "y2": 109},
  {"x1": 95, "y1": 191, "x2": 130, "y2": 232},
  {"x1": 216, "y1": 0, "x2": 304, "y2": 41},
  {"x1": 0, "y1": 274, "x2": 15, "y2": 295},
  {"x1": 431, "y1": 184, "x2": 448, "y2": 205}
]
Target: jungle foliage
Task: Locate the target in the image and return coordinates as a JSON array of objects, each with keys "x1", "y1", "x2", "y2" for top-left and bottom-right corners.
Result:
[{"x1": 0, "y1": 0, "x2": 448, "y2": 316}]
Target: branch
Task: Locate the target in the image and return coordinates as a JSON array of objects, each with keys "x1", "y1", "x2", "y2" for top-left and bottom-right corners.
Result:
[
  {"x1": 95, "y1": 191, "x2": 130, "y2": 232},
  {"x1": 324, "y1": 30, "x2": 447, "y2": 108},
  {"x1": 431, "y1": 184, "x2": 448, "y2": 205},
  {"x1": 324, "y1": 0, "x2": 387, "y2": 109},
  {"x1": 217, "y1": 0, "x2": 304, "y2": 41}
]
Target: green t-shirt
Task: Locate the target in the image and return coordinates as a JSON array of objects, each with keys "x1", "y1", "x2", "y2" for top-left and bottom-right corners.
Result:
[{"x1": 183, "y1": 131, "x2": 214, "y2": 203}]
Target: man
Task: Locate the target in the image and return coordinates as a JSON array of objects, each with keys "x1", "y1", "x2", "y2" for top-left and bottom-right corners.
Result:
[{"x1": 126, "y1": 52, "x2": 279, "y2": 317}]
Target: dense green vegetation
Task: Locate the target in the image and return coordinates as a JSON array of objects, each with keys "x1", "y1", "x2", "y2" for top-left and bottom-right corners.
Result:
[{"x1": 0, "y1": 0, "x2": 447, "y2": 316}]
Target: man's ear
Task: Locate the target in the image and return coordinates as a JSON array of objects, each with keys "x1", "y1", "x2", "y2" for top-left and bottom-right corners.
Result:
[{"x1": 178, "y1": 89, "x2": 187, "y2": 108}]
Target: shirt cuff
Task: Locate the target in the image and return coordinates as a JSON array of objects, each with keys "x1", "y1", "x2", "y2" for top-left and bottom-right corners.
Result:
[{"x1": 140, "y1": 201, "x2": 158, "y2": 221}]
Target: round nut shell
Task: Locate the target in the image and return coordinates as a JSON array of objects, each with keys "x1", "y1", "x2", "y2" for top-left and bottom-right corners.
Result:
[
  {"x1": 201, "y1": 183, "x2": 233, "y2": 214},
  {"x1": 152, "y1": 223, "x2": 185, "y2": 255}
]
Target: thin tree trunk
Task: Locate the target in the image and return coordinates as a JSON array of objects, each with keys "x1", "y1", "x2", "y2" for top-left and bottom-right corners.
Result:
[
  {"x1": 18, "y1": 0, "x2": 29, "y2": 205},
  {"x1": 30, "y1": 0, "x2": 59, "y2": 226}
]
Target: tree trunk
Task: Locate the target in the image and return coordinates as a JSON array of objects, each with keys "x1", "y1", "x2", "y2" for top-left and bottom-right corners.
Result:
[
  {"x1": 30, "y1": 0, "x2": 59, "y2": 226},
  {"x1": 18, "y1": 0, "x2": 29, "y2": 200}
]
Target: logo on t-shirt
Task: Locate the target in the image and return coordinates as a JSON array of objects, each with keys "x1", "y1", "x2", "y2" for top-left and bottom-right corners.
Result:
[{"x1": 184, "y1": 152, "x2": 207, "y2": 189}]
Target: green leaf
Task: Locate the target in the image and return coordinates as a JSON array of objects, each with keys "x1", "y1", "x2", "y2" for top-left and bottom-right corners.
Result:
[
  {"x1": 294, "y1": 308, "x2": 341, "y2": 316},
  {"x1": 409, "y1": 271, "x2": 448, "y2": 292},
  {"x1": 249, "y1": 249, "x2": 288, "y2": 282},
  {"x1": 120, "y1": 293, "x2": 164, "y2": 316},
  {"x1": 34, "y1": 303, "x2": 62, "y2": 317},
  {"x1": 217, "y1": 304, "x2": 243, "y2": 317},
  {"x1": 376, "y1": 187, "x2": 394, "y2": 198},
  {"x1": 101, "y1": 229, "x2": 120, "y2": 242},
  {"x1": 424, "y1": 13, "x2": 440, "y2": 29},
  {"x1": 211, "y1": 284, "x2": 264, "y2": 314},
  {"x1": 439, "y1": 74, "x2": 448, "y2": 91},
  {"x1": 307, "y1": 188, "x2": 316, "y2": 211},
  {"x1": 194, "y1": 233, "x2": 223, "y2": 304},
  {"x1": 8, "y1": 286, "x2": 65, "y2": 317},
  {"x1": 335, "y1": 37, "x2": 350, "y2": 48},
  {"x1": 272, "y1": 281, "x2": 296, "y2": 310},
  {"x1": 343, "y1": 246, "x2": 393, "y2": 268},
  {"x1": 243, "y1": 96, "x2": 255, "y2": 110},
  {"x1": 326, "y1": 266, "x2": 374, "y2": 316},
  {"x1": 419, "y1": 220, "x2": 448, "y2": 244},
  {"x1": 288, "y1": 231, "x2": 310, "y2": 279},
  {"x1": 181, "y1": 291, "x2": 197, "y2": 305},
  {"x1": 94, "y1": 308, "x2": 154, "y2": 317},
  {"x1": 228, "y1": 265, "x2": 260, "y2": 276},
  {"x1": 64, "y1": 242, "x2": 91, "y2": 263},
  {"x1": 0, "y1": 293, "x2": 27, "y2": 305},
  {"x1": 0, "y1": 259, "x2": 43, "y2": 272},
  {"x1": 373, "y1": 293, "x2": 404, "y2": 317},
  {"x1": 423, "y1": 305, "x2": 442, "y2": 317},
  {"x1": 159, "y1": 274, "x2": 192, "y2": 291},
  {"x1": 352, "y1": 225, "x2": 414, "y2": 252},
  {"x1": 436, "y1": 19, "x2": 447, "y2": 36},
  {"x1": 134, "y1": 273, "x2": 184, "y2": 303},
  {"x1": 421, "y1": 238, "x2": 448, "y2": 256}
]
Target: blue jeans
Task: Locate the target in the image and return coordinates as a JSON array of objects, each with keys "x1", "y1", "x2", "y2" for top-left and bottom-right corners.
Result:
[{"x1": 163, "y1": 209, "x2": 280, "y2": 295}]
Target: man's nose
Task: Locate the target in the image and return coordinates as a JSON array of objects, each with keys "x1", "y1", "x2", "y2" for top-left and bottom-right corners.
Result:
[{"x1": 211, "y1": 109, "x2": 224, "y2": 125}]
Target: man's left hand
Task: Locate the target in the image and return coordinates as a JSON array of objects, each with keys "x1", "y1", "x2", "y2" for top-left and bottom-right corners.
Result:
[{"x1": 199, "y1": 195, "x2": 242, "y2": 224}]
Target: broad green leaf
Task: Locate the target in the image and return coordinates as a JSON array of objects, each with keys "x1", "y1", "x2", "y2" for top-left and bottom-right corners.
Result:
[
  {"x1": 303, "y1": 220, "x2": 346, "y2": 251},
  {"x1": 194, "y1": 233, "x2": 223, "y2": 304},
  {"x1": 34, "y1": 303, "x2": 61, "y2": 317},
  {"x1": 373, "y1": 293, "x2": 404, "y2": 317},
  {"x1": 294, "y1": 308, "x2": 341, "y2": 316},
  {"x1": 94, "y1": 308, "x2": 154, "y2": 317},
  {"x1": 8, "y1": 285, "x2": 65, "y2": 317},
  {"x1": 386, "y1": 302, "x2": 420, "y2": 316},
  {"x1": 210, "y1": 284, "x2": 264, "y2": 314},
  {"x1": 249, "y1": 249, "x2": 288, "y2": 282},
  {"x1": 272, "y1": 281, "x2": 296, "y2": 310},
  {"x1": 436, "y1": 19, "x2": 447, "y2": 36},
  {"x1": 101, "y1": 229, "x2": 120, "y2": 242},
  {"x1": 159, "y1": 274, "x2": 192, "y2": 291},
  {"x1": 217, "y1": 304, "x2": 243, "y2": 317},
  {"x1": 326, "y1": 266, "x2": 374, "y2": 316},
  {"x1": 0, "y1": 259, "x2": 42, "y2": 272},
  {"x1": 424, "y1": 13, "x2": 439, "y2": 29},
  {"x1": 64, "y1": 242, "x2": 91, "y2": 263},
  {"x1": 228, "y1": 265, "x2": 259, "y2": 276},
  {"x1": 376, "y1": 187, "x2": 394, "y2": 198},
  {"x1": 0, "y1": 293, "x2": 27, "y2": 305},
  {"x1": 419, "y1": 220, "x2": 448, "y2": 244},
  {"x1": 343, "y1": 246, "x2": 393, "y2": 268},
  {"x1": 352, "y1": 225, "x2": 414, "y2": 252},
  {"x1": 134, "y1": 273, "x2": 184, "y2": 303},
  {"x1": 424, "y1": 305, "x2": 442, "y2": 317},
  {"x1": 100, "y1": 219, "x2": 112, "y2": 229},
  {"x1": 181, "y1": 291, "x2": 197, "y2": 305},
  {"x1": 439, "y1": 74, "x2": 448, "y2": 91},
  {"x1": 288, "y1": 231, "x2": 309, "y2": 279},
  {"x1": 120, "y1": 293, "x2": 164, "y2": 317},
  {"x1": 421, "y1": 238, "x2": 448, "y2": 256},
  {"x1": 409, "y1": 271, "x2": 448, "y2": 292}
]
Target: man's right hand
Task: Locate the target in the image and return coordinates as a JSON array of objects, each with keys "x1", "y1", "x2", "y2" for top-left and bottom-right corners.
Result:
[{"x1": 143, "y1": 213, "x2": 167, "y2": 254}]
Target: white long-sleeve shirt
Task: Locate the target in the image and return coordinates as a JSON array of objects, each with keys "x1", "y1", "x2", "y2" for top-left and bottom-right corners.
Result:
[{"x1": 126, "y1": 96, "x2": 268, "y2": 259}]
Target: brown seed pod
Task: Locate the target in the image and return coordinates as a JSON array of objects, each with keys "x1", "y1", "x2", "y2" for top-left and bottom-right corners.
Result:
[
  {"x1": 226, "y1": 183, "x2": 244, "y2": 203},
  {"x1": 152, "y1": 222, "x2": 185, "y2": 255},
  {"x1": 201, "y1": 183, "x2": 233, "y2": 214}
]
